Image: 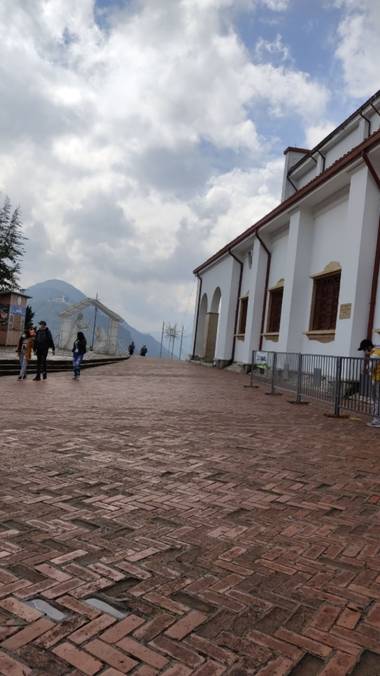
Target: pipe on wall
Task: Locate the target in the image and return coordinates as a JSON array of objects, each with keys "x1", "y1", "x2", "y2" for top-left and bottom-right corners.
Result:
[
  {"x1": 191, "y1": 273, "x2": 203, "y2": 359},
  {"x1": 362, "y1": 153, "x2": 380, "y2": 340},
  {"x1": 255, "y1": 233, "x2": 271, "y2": 351},
  {"x1": 360, "y1": 111, "x2": 372, "y2": 137},
  {"x1": 228, "y1": 249, "x2": 243, "y2": 363}
]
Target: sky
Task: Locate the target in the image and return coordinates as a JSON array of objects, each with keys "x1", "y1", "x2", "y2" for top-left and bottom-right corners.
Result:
[{"x1": 0, "y1": 0, "x2": 379, "y2": 335}]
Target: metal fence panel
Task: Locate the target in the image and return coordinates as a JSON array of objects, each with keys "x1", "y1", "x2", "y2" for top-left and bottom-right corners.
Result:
[{"x1": 249, "y1": 350, "x2": 380, "y2": 418}]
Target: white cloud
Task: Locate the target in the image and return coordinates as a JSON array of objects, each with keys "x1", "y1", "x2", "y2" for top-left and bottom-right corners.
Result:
[
  {"x1": 0, "y1": 0, "x2": 328, "y2": 332},
  {"x1": 333, "y1": 0, "x2": 380, "y2": 98},
  {"x1": 255, "y1": 34, "x2": 292, "y2": 63},
  {"x1": 305, "y1": 121, "x2": 335, "y2": 148}
]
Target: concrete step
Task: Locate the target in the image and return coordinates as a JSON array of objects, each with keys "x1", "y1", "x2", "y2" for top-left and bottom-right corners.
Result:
[{"x1": 0, "y1": 357, "x2": 129, "y2": 377}]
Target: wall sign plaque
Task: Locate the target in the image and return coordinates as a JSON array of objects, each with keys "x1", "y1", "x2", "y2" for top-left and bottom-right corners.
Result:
[{"x1": 339, "y1": 303, "x2": 352, "y2": 319}]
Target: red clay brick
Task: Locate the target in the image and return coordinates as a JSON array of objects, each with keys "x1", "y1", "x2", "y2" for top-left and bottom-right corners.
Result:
[
  {"x1": 160, "y1": 665, "x2": 192, "y2": 676},
  {"x1": 150, "y1": 635, "x2": 204, "y2": 669},
  {"x1": 133, "y1": 667, "x2": 158, "y2": 676},
  {"x1": 0, "y1": 596, "x2": 42, "y2": 623},
  {"x1": 275, "y1": 627, "x2": 333, "y2": 658},
  {"x1": 117, "y1": 636, "x2": 168, "y2": 669},
  {"x1": 310, "y1": 604, "x2": 341, "y2": 631},
  {"x1": 319, "y1": 651, "x2": 358, "y2": 675},
  {"x1": 1, "y1": 618, "x2": 54, "y2": 650},
  {"x1": 56, "y1": 594, "x2": 101, "y2": 619},
  {"x1": 69, "y1": 614, "x2": 116, "y2": 644},
  {"x1": 85, "y1": 638, "x2": 138, "y2": 672},
  {"x1": 336, "y1": 607, "x2": 361, "y2": 629},
  {"x1": 255, "y1": 656, "x2": 294, "y2": 676},
  {"x1": 101, "y1": 614, "x2": 145, "y2": 643},
  {"x1": 191, "y1": 660, "x2": 226, "y2": 675},
  {"x1": 0, "y1": 649, "x2": 32, "y2": 675},
  {"x1": 165, "y1": 610, "x2": 207, "y2": 639},
  {"x1": 52, "y1": 641, "x2": 103, "y2": 675},
  {"x1": 133, "y1": 613, "x2": 175, "y2": 641}
]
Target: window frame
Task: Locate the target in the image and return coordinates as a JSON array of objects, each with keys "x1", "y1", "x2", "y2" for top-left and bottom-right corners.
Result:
[
  {"x1": 266, "y1": 286, "x2": 284, "y2": 334},
  {"x1": 309, "y1": 270, "x2": 341, "y2": 333},
  {"x1": 237, "y1": 296, "x2": 249, "y2": 336}
]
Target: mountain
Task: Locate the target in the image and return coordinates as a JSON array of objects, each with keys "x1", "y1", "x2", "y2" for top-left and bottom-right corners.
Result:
[{"x1": 24, "y1": 279, "x2": 166, "y2": 357}]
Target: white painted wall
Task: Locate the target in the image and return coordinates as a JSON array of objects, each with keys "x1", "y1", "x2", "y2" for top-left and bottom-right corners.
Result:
[
  {"x1": 299, "y1": 192, "x2": 348, "y2": 355},
  {"x1": 196, "y1": 255, "x2": 241, "y2": 361}
]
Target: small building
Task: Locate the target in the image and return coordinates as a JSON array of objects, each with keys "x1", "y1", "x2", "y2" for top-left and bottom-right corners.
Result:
[
  {"x1": 192, "y1": 89, "x2": 380, "y2": 366},
  {"x1": 0, "y1": 290, "x2": 30, "y2": 347}
]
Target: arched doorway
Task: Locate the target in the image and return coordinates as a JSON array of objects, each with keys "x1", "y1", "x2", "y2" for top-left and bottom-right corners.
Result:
[
  {"x1": 204, "y1": 287, "x2": 221, "y2": 361},
  {"x1": 195, "y1": 293, "x2": 208, "y2": 357}
]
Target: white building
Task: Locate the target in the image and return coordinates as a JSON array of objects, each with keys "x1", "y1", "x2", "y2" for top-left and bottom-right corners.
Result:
[{"x1": 192, "y1": 90, "x2": 380, "y2": 367}]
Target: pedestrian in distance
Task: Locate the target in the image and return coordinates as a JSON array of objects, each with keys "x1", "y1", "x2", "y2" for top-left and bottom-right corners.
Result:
[
  {"x1": 33, "y1": 320, "x2": 55, "y2": 381},
  {"x1": 358, "y1": 339, "x2": 380, "y2": 428},
  {"x1": 16, "y1": 330, "x2": 27, "y2": 369},
  {"x1": 17, "y1": 327, "x2": 36, "y2": 380},
  {"x1": 140, "y1": 345, "x2": 148, "y2": 356},
  {"x1": 72, "y1": 331, "x2": 87, "y2": 380},
  {"x1": 128, "y1": 341, "x2": 135, "y2": 356}
]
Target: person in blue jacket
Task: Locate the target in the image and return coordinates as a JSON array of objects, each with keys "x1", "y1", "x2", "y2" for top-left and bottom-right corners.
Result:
[{"x1": 72, "y1": 331, "x2": 87, "y2": 380}]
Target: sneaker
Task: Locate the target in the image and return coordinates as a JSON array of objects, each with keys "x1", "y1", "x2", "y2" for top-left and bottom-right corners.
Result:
[
  {"x1": 367, "y1": 421, "x2": 380, "y2": 428},
  {"x1": 17, "y1": 376, "x2": 22, "y2": 380},
  {"x1": 33, "y1": 376, "x2": 41, "y2": 381},
  {"x1": 42, "y1": 373, "x2": 47, "y2": 380}
]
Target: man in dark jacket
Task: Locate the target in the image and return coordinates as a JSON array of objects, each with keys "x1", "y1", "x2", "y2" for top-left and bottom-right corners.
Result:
[{"x1": 33, "y1": 321, "x2": 55, "y2": 381}]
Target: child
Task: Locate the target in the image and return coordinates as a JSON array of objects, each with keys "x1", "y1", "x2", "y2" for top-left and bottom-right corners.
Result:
[
  {"x1": 17, "y1": 327, "x2": 36, "y2": 380},
  {"x1": 72, "y1": 331, "x2": 87, "y2": 380}
]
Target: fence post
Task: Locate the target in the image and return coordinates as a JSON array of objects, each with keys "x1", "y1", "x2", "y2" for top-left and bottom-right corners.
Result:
[
  {"x1": 288, "y1": 353, "x2": 309, "y2": 405},
  {"x1": 244, "y1": 350, "x2": 259, "y2": 389},
  {"x1": 334, "y1": 356, "x2": 342, "y2": 417},
  {"x1": 265, "y1": 351, "x2": 281, "y2": 396},
  {"x1": 251, "y1": 350, "x2": 255, "y2": 387}
]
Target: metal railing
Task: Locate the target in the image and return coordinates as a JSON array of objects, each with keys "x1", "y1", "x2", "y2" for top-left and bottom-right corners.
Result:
[{"x1": 250, "y1": 350, "x2": 380, "y2": 418}]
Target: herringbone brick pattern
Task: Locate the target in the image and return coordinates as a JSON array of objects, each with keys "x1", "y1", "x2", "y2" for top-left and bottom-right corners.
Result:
[{"x1": 1, "y1": 358, "x2": 380, "y2": 674}]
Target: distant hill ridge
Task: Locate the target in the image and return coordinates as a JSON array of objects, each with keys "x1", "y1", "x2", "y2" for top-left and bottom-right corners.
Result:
[{"x1": 25, "y1": 279, "x2": 164, "y2": 356}]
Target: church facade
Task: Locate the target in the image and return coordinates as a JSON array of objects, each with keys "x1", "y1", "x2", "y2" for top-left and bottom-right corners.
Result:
[{"x1": 192, "y1": 90, "x2": 380, "y2": 366}]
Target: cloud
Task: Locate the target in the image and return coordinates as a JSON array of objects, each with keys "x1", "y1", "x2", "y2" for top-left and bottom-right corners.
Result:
[
  {"x1": 0, "y1": 0, "x2": 328, "y2": 332},
  {"x1": 333, "y1": 0, "x2": 380, "y2": 98},
  {"x1": 305, "y1": 121, "x2": 335, "y2": 148},
  {"x1": 255, "y1": 34, "x2": 292, "y2": 64}
]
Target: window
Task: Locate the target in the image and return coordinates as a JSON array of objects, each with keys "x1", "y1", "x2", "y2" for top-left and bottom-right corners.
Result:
[
  {"x1": 238, "y1": 296, "x2": 248, "y2": 335},
  {"x1": 267, "y1": 287, "x2": 283, "y2": 333},
  {"x1": 311, "y1": 271, "x2": 341, "y2": 331}
]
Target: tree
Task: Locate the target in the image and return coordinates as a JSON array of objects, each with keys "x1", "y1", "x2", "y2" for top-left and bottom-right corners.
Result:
[
  {"x1": 0, "y1": 197, "x2": 25, "y2": 291},
  {"x1": 24, "y1": 305, "x2": 34, "y2": 329}
]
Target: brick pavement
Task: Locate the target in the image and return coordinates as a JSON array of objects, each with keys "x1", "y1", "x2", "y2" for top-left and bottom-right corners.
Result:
[{"x1": 1, "y1": 357, "x2": 380, "y2": 674}]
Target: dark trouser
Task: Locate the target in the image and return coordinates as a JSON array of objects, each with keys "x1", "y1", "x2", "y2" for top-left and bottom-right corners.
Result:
[{"x1": 36, "y1": 350, "x2": 48, "y2": 377}]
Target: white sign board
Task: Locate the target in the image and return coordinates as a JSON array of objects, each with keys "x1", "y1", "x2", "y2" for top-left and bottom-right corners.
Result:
[{"x1": 255, "y1": 351, "x2": 268, "y2": 364}]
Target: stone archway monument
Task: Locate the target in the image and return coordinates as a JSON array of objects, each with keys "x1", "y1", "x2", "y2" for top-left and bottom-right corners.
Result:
[{"x1": 58, "y1": 298, "x2": 123, "y2": 355}]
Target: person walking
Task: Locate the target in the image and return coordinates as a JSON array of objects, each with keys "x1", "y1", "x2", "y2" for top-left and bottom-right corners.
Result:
[
  {"x1": 16, "y1": 330, "x2": 27, "y2": 369},
  {"x1": 128, "y1": 341, "x2": 135, "y2": 356},
  {"x1": 17, "y1": 327, "x2": 35, "y2": 380},
  {"x1": 33, "y1": 320, "x2": 55, "y2": 381},
  {"x1": 140, "y1": 345, "x2": 148, "y2": 356},
  {"x1": 358, "y1": 339, "x2": 380, "y2": 428},
  {"x1": 72, "y1": 331, "x2": 87, "y2": 380}
]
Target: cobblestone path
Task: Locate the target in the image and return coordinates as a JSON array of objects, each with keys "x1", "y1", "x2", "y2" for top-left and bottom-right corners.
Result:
[{"x1": 1, "y1": 358, "x2": 380, "y2": 675}]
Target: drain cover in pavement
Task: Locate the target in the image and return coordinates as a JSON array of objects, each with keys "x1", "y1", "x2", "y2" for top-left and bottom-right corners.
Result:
[
  {"x1": 85, "y1": 597, "x2": 127, "y2": 619},
  {"x1": 26, "y1": 599, "x2": 67, "y2": 622}
]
